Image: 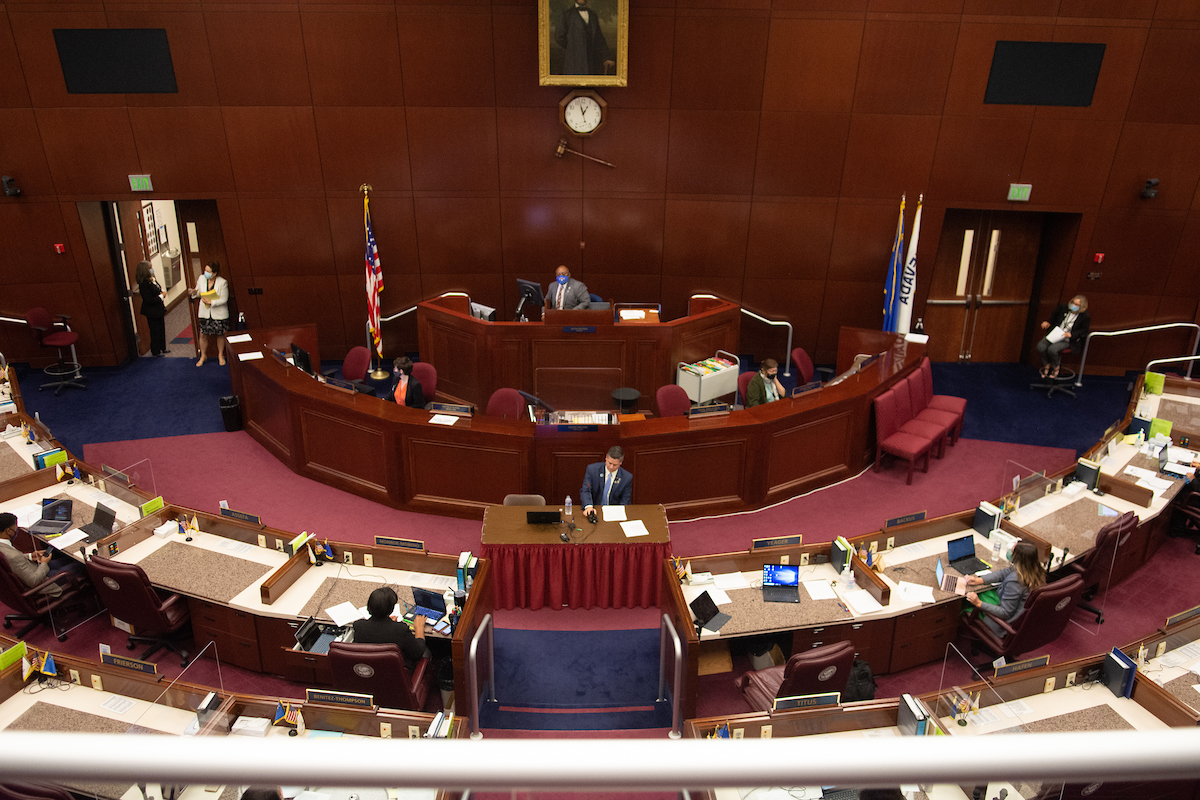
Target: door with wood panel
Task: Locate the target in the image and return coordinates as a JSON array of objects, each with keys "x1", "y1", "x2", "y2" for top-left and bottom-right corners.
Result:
[{"x1": 923, "y1": 209, "x2": 1044, "y2": 362}]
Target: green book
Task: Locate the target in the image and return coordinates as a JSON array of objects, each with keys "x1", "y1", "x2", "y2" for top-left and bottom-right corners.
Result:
[
  {"x1": 1149, "y1": 418, "x2": 1173, "y2": 439},
  {"x1": 1144, "y1": 371, "x2": 1165, "y2": 395}
]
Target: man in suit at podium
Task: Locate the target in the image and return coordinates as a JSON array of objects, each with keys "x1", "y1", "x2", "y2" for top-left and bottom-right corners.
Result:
[
  {"x1": 546, "y1": 265, "x2": 591, "y2": 311},
  {"x1": 581, "y1": 446, "x2": 632, "y2": 516}
]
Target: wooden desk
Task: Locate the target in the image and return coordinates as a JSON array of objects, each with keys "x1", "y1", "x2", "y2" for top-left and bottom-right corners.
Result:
[{"x1": 480, "y1": 503, "x2": 671, "y2": 610}]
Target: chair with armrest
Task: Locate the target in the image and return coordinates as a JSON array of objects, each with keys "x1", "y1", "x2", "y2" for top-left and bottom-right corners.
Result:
[
  {"x1": 411, "y1": 362, "x2": 437, "y2": 407},
  {"x1": 0, "y1": 557, "x2": 86, "y2": 641},
  {"x1": 486, "y1": 388, "x2": 525, "y2": 419},
  {"x1": 24, "y1": 308, "x2": 86, "y2": 395},
  {"x1": 589, "y1": 293, "x2": 603, "y2": 304},
  {"x1": 85, "y1": 556, "x2": 191, "y2": 666},
  {"x1": 320, "y1": 346, "x2": 375, "y2": 395},
  {"x1": 503, "y1": 494, "x2": 546, "y2": 506},
  {"x1": 873, "y1": 389, "x2": 935, "y2": 484},
  {"x1": 1063, "y1": 510, "x2": 1136, "y2": 624},
  {"x1": 734, "y1": 640, "x2": 856, "y2": 712},
  {"x1": 1169, "y1": 491, "x2": 1200, "y2": 555},
  {"x1": 960, "y1": 573, "x2": 1085, "y2": 664},
  {"x1": 737, "y1": 370, "x2": 754, "y2": 407},
  {"x1": 328, "y1": 641, "x2": 433, "y2": 711},
  {"x1": 655, "y1": 385, "x2": 692, "y2": 418}
]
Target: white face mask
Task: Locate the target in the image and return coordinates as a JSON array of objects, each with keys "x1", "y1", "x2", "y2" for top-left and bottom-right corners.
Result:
[{"x1": 204, "y1": 270, "x2": 213, "y2": 278}]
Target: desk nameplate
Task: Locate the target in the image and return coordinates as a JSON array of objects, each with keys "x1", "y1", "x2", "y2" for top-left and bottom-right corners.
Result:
[
  {"x1": 994, "y1": 654, "x2": 1049, "y2": 678},
  {"x1": 1167, "y1": 603, "x2": 1200, "y2": 628},
  {"x1": 306, "y1": 688, "x2": 374, "y2": 709},
  {"x1": 101, "y1": 652, "x2": 158, "y2": 676},
  {"x1": 375, "y1": 536, "x2": 425, "y2": 552},
  {"x1": 220, "y1": 507, "x2": 263, "y2": 526},
  {"x1": 772, "y1": 692, "x2": 839, "y2": 711},
  {"x1": 752, "y1": 535, "x2": 803, "y2": 550},
  {"x1": 886, "y1": 511, "x2": 927, "y2": 528}
]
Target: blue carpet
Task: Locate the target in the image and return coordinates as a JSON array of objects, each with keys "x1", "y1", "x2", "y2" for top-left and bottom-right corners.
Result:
[
  {"x1": 477, "y1": 628, "x2": 672, "y2": 730},
  {"x1": 14, "y1": 358, "x2": 233, "y2": 454}
]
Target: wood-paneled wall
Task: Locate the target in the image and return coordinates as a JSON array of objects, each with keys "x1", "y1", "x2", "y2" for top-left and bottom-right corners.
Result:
[{"x1": 1, "y1": 1, "x2": 1198, "y2": 371}]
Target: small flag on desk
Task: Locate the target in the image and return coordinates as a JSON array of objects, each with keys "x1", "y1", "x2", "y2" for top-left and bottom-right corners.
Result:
[
  {"x1": 73, "y1": 463, "x2": 82, "y2": 480},
  {"x1": 55, "y1": 463, "x2": 65, "y2": 481},
  {"x1": 189, "y1": 516, "x2": 200, "y2": 533},
  {"x1": 274, "y1": 700, "x2": 299, "y2": 726}
]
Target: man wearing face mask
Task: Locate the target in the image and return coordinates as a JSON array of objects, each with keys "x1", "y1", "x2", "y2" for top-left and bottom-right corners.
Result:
[
  {"x1": 1036, "y1": 294, "x2": 1090, "y2": 380},
  {"x1": 745, "y1": 358, "x2": 785, "y2": 408},
  {"x1": 546, "y1": 265, "x2": 591, "y2": 311}
]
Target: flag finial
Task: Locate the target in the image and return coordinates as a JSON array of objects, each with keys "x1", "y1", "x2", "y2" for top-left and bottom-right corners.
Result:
[{"x1": 359, "y1": 184, "x2": 372, "y2": 194}]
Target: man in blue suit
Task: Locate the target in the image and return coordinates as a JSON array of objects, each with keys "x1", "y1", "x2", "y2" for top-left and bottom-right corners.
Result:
[{"x1": 581, "y1": 446, "x2": 632, "y2": 516}]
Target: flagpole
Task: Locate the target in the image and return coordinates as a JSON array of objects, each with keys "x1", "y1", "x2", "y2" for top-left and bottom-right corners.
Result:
[{"x1": 362, "y1": 184, "x2": 389, "y2": 379}]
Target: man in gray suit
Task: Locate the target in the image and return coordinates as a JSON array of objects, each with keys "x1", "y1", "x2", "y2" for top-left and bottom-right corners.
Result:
[
  {"x1": 0, "y1": 512, "x2": 60, "y2": 596},
  {"x1": 546, "y1": 265, "x2": 591, "y2": 311}
]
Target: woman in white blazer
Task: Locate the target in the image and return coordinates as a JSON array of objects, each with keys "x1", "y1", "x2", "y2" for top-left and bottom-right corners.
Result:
[{"x1": 188, "y1": 261, "x2": 230, "y2": 367}]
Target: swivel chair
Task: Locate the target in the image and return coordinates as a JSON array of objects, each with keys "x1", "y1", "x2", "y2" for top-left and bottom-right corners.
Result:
[
  {"x1": 655, "y1": 385, "x2": 691, "y2": 418},
  {"x1": 328, "y1": 641, "x2": 433, "y2": 711},
  {"x1": 0, "y1": 557, "x2": 87, "y2": 641},
  {"x1": 737, "y1": 371, "x2": 755, "y2": 407},
  {"x1": 411, "y1": 362, "x2": 437, "y2": 407},
  {"x1": 960, "y1": 574, "x2": 1085, "y2": 665},
  {"x1": 321, "y1": 346, "x2": 375, "y2": 395},
  {"x1": 24, "y1": 308, "x2": 86, "y2": 395},
  {"x1": 486, "y1": 388, "x2": 525, "y2": 419},
  {"x1": 85, "y1": 556, "x2": 192, "y2": 666},
  {"x1": 1062, "y1": 510, "x2": 1136, "y2": 624},
  {"x1": 734, "y1": 640, "x2": 856, "y2": 712}
]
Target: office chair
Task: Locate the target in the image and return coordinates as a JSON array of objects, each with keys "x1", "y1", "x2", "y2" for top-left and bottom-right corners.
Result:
[
  {"x1": 905, "y1": 370, "x2": 960, "y2": 447},
  {"x1": 655, "y1": 384, "x2": 691, "y2": 418},
  {"x1": 734, "y1": 640, "x2": 856, "y2": 712},
  {"x1": 0, "y1": 783, "x2": 75, "y2": 800},
  {"x1": 411, "y1": 361, "x2": 437, "y2": 407},
  {"x1": 589, "y1": 293, "x2": 603, "y2": 304},
  {"x1": 789, "y1": 347, "x2": 833, "y2": 385},
  {"x1": 960, "y1": 573, "x2": 1085, "y2": 665},
  {"x1": 486, "y1": 388, "x2": 525, "y2": 419},
  {"x1": 503, "y1": 494, "x2": 546, "y2": 506},
  {"x1": 0, "y1": 557, "x2": 87, "y2": 641},
  {"x1": 920, "y1": 358, "x2": 966, "y2": 438},
  {"x1": 737, "y1": 371, "x2": 754, "y2": 407},
  {"x1": 329, "y1": 641, "x2": 433, "y2": 711},
  {"x1": 873, "y1": 389, "x2": 935, "y2": 484},
  {"x1": 24, "y1": 308, "x2": 86, "y2": 395},
  {"x1": 1061, "y1": 510, "x2": 1136, "y2": 624},
  {"x1": 1031, "y1": 347, "x2": 1078, "y2": 398},
  {"x1": 85, "y1": 556, "x2": 192, "y2": 666},
  {"x1": 1169, "y1": 492, "x2": 1200, "y2": 555},
  {"x1": 320, "y1": 346, "x2": 375, "y2": 395}
]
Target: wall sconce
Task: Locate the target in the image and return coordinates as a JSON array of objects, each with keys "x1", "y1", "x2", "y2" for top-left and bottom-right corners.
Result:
[
  {"x1": 1140, "y1": 178, "x2": 1159, "y2": 199},
  {"x1": 1, "y1": 176, "x2": 20, "y2": 197}
]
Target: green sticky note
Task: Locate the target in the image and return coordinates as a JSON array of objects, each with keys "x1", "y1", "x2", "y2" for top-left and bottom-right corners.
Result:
[
  {"x1": 140, "y1": 496, "x2": 165, "y2": 517},
  {"x1": 1149, "y1": 418, "x2": 1173, "y2": 439},
  {"x1": 1144, "y1": 372, "x2": 1165, "y2": 395},
  {"x1": 0, "y1": 641, "x2": 28, "y2": 672},
  {"x1": 43, "y1": 450, "x2": 68, "y2": 467}
]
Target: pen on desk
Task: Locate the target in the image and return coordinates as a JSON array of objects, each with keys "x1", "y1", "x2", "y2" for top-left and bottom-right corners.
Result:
[{"x1": 837, "y1": 601, "x2": 850, "y2": 614}]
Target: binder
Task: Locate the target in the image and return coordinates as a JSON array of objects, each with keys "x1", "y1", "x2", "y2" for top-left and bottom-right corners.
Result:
[
  {"x1": 972, "y1": 501, "x2": 1003, "y2": 537},
  {"x1": 1075, "y1": 458, "x2": 1101, "y2": 491},
  {"x1": 457, "y1": 551, "x2": 471, "y2": 592},
  {"x1": 831, "y1": 537, "x2": 853, "y2": 574},
  {"x1": 465, "y1": 556, "x2": 479, "y2": 591},
  {"x1": 898, "y1": 692, "x2": 927, "y2": 736},
  {"x1": 1103, "y1": 648, "x2": 1136, "y2": 699}
]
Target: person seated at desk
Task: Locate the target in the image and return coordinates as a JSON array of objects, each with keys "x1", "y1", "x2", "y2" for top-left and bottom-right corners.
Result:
[
  {"x1": 0, "y1": 512, "x2": 81, "y2": 596},
  {"x1": 581, "y1": 446, "x2": 632, "y2": 516},
  {"x1": 352, "y1": 586, "x2": 431, "y2": 670},
  {"x1": 745, "y1": 358, "x2": 785, "y2": 408},
  {"x1": 388, "y1": 356, "x2": 425, "y2": 409},
  {"x1": 964, "y1": 541, "x2": 1044, "y2": 637},
  {"x1": 546, "y1": 265, "x2": 590, "y2": 311},
  {"x1": 240, "y1": 789, "x2": 282, "y2": 800},
  {"x1": 1036, "y1": 294, "x2": 1089, "y2": 379}
]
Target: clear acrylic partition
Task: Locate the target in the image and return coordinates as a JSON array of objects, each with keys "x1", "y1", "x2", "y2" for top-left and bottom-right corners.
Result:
[
  {"x1": 936, "y1": 643, "x2": 1064, "y2": 800},
  {"x1": 1000, "y1": 459, "x2": 1113, "y2": 638},
  {"x1": 108, "y1": 458, "x2": 159, "y2": 505}
]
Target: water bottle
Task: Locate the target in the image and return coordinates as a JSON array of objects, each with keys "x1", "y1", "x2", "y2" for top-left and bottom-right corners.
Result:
[
  {"x1": 914, "y1": 317, "x2": 925, "y2": 334},
  {"x1": 847, "y1": 564, "x2": 857, "y2": 591},
  {"x1": 992, "y1": 536, "x2": 1003, "y2": 562},
  {"x1": 565, "y1": 495, "x2": 572, "y2": 518}
]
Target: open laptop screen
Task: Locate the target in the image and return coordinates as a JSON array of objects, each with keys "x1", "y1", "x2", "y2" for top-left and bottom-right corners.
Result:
[
  {"x1": 947, "y1": 535, "x2": 975, "y2": 563},
  {"x1": 762, "y1": 564, "x2": 799, "y2": 587}
]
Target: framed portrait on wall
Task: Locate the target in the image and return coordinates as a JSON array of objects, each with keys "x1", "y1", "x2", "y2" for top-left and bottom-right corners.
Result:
[
  {"x1": 142, "y1": 202, "x2": 158, "y2": 257},
  {"x1": 539, "y1": 0, "x2": 628, "y2": 87}
]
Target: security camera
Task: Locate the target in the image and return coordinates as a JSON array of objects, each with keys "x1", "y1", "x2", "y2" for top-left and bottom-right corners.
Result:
[{"x1": 1141, "y1": 178, "x2": 1159, "y2": 199}]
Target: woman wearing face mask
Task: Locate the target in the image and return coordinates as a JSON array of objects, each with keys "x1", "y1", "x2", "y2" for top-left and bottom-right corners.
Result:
[
  {"x1": 1036, "y1": 294, "x2": 1089, "y2": 379},
  {"x1": 188, "y1": 261, "x2": 230, "y2": 367},
  {"x1": 745, "y1": 358, "x2": 785, "y2": 408}
]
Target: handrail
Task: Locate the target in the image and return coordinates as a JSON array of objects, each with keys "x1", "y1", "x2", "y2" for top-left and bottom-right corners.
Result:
[
  {"x1": 0, "y1": 315, "x2": 25, "y2": 326},
  {"x1": 1147, "y1": 354, "x2": 1200, "y2": 376},
  {"x1": 1076, "y1": 322, "x2": 1200, "y2": 386},
  {"x1": 690, "y1": 295, "x2": 794, "y2": 377},
  {"x1": 656, "y1": 613, "x2": 684, "y2": 739},
  {"x1": 466, "y1": 611, "x2": 496, "y2": 740},
  {"x1": 379, "y1": 292, "x2": 469, "y2": 325}
]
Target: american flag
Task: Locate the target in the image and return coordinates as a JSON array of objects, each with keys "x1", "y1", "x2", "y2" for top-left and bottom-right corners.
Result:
[{"x1": 364, "y1": 195, "x2": 384, "y2": 359}]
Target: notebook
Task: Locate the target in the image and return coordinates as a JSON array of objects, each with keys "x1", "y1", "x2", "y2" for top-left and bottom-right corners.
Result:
[
  {"x1": 406, "y1": 587, "x2": 447, "y2": 623},
  {"x1": 761, "y1": 564, "x2": 801, "y2": 603},
  {"x1": 947, "y1": 534, "x2": 988, "y2": 575},
  {"x1": 689, "y1": 591, "x2": 731, "y2": 632},
  {"x1": 27, "y1": 498, "x2": 74, "y2": 536},
  {"x1": 80, "y1": 503, "x2": 117, "y2": 543}
]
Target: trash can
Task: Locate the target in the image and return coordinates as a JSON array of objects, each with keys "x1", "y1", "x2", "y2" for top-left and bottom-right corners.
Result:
[
  {"x1": 437, "y1": 657, "x2": 456, "y2": 711},
  {"x1": 219, "y1": 395, "x2": 242, "y2": 432}
]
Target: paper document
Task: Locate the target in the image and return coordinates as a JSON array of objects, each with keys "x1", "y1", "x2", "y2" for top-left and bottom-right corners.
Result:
[
  {"x1": 237, "y1": 351, "x2": 264, "y2": 361},
  {"x1": 619, "y1": 309, "x2": 646, "y2": 320},
  {"x1": 1136, "y1": 476, "x2": 1172, "y2": 498},
  {"x1": 428, "y1": 414, "x2": 458, "y2": 426},
  {"x1": 896, "y1": 581, "x2": 935, "y2": 604},
  {"x1": 1062, "y1": 481, "x2": 1087, "y2": 496},
  {"x1": 1164, "y1": 463, "x2": 1194, "y2": 479},
  {"x1": 620, "y1": 519, "x2": 650, "y2": 538},
  {"x1": 48, "y1": 529, "x2": 88, "y2": 550},
  {"x1": 1169, "y1": 448, "x2": 1199, "y2": 464},
  {"x1": 1178, "y1": 642, "x2": 1200, "y2": 660},
  {"x1": 899, "y1": 541, "x2": 929, "y2": 557},
  {"x1": 1158, "y1": 650, "x2": 1188, "y2": 668},
  {"x1": 325, "y1": 601, "x2": 365, "y2": 627},
  {"x1": 1097, "y1": 504, "x2": 1119, "y2": 517},
  {"x1": 1002, "y1": 699, "x2": 1032, "y2": 717},
  {"x1": 841, "y1": 588, "x2": 883, "y2": 615},
  {"x1": 217, "y1": 538, "x2": 255, "y2": 555},
  {"x1": 713, "y1": 572, "x2": 751, "y2": 590},
  {"x1": 100, "y1": 695, "x2": 137, "y2": 715},
  {"x1": 803, "y1": 580, "x2": 836, "y2": 601},
  {"x1": 680, "y1": 583, "x2": 731, "y2": 606},
  {"x1": 1045, "y1": 325, "x2": 1067, "y2": 344},
  {"x1": 601, "y1": 505, "x2": 627, "y2": 522},
  {"x1": 966, "y1": 706, "x2": 1000, "y2": 726},
  {"x1": 226, "y1": 333, "x2": 253, "y2": 343}
]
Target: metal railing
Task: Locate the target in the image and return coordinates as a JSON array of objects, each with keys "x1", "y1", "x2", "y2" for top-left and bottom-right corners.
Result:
[
  {"x1": 1076, "y1": 322, "x2": 1200, "y2": 386},
  {"x1": 691, "y1": 294, "x2": 794, "y2": 376},
  {"x1": 466, "y1": 612, "x2": 496, "y2": 740},
  {"x1": 656, "y1": 613, "x2": 684, "y2": 739},
  {"x1": 1147, "y1": 354, "x2": 1200, "y2": 378}
]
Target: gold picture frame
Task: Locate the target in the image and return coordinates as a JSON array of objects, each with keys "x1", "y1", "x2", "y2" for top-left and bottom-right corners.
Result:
[{"x1": 539, "y1": 0, "x2": 628, "y2": 87}]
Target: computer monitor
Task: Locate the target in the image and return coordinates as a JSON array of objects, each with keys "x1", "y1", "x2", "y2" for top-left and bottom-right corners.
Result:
[
  {"x1": 515, "y1": 278, "x2": 545, "y2": 320},
  {"x1": 291, "y1": 343, "x2": 314, "y2": 376},
  {"x1": 470, "y1": 301, "x2": 497, "y2": 322}
]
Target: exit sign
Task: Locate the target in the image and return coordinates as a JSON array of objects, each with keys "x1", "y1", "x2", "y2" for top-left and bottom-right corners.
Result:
[
  {"x1": 1008, "y1": 183, "x2": 1032, "y2": 202},
  {"x1": 128, "y1": 174, "x2": 153, "y2": 192}
]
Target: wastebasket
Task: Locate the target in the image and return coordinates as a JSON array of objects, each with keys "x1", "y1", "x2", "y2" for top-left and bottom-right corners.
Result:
[
  {"x1": 219, "y1": 395, "x2": 242, "y2": 432},
  {"x1": 437, "y1": 657, "x2": 456, "y2": 711}
]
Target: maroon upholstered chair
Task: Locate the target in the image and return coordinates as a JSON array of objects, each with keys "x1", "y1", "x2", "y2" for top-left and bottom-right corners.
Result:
[
  {"x1": 1064, "y1": 510, "x2": 1136, "y2": 624},
  {"x1": 790, "y1": 347, "x2": 815, "y2": 384},
  {"x1": 411, "y1": 361, "x2": 437, "y2": 405},
  {"x1": 892, "y1": 378, "x2": 948, "y2": 458},
  {"x1": 656, "y1": 385, "x2": 691, "y2": 418},
  {"x1": 321, "y1": 346, "x2": 375, "y2": 394},
  {"x1": 24, "y1": 308, "x2": 86, "y2": 395},
  {"x1": 873, "y1": 389, "x2": 935, "y2": 484},
  {"x1": 329, "y1": 641, "x2": 433, "y2": 711},
  {"x1": 0, "y1": 557, "x2": 87, "y2": 641},
  {"x1": 920, "y1": 358, "x2": 966, "y2": 437},
  {"x1": 85, "y1": 556, "x2": 191, "y2": 665},
  {"x1": 734, "y1": 640, "x2": 856, "y2": 712},
  {"x1": 906, "y1": 370, "x2": 961, "y2": 446},
  {"x1": 961, "y1": 574, "x2": 1085, "y2": 663},
  {"x1": 486, "y1": 388, "x2": 525, "y2": 419},
  {"x1": 737, "y1": 371, "x2": 755, "y2": 407}
]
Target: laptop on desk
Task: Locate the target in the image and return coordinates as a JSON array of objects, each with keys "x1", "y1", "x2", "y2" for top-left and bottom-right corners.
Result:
[
  {"x1": 761, "y1": 564, "x2": 800, "y2": 603},
  {"x1": 406, "y1": 587, "x2": 447, "y2": 624},
  {"x1": 526, "y1": 510, "x2": 562, "y2": 525},
  {"x1": 27, "y1": 499, "x2": 74, "y2": 536},
  {"x1": 80, "y1": 503, "x2": 117, "y2": 543},
  {"x1": 936, "y1": 557, "x2": 967, "y2": 594},
  {"x1": 947, "y1": 534, "x2": 989, "y2": 575},
  {"x1": 689, "y1": 591, "x2": 731, "y2": 633},
  {"x1": 295, "y1": 617, "x2": 343, "y2": 655}
]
